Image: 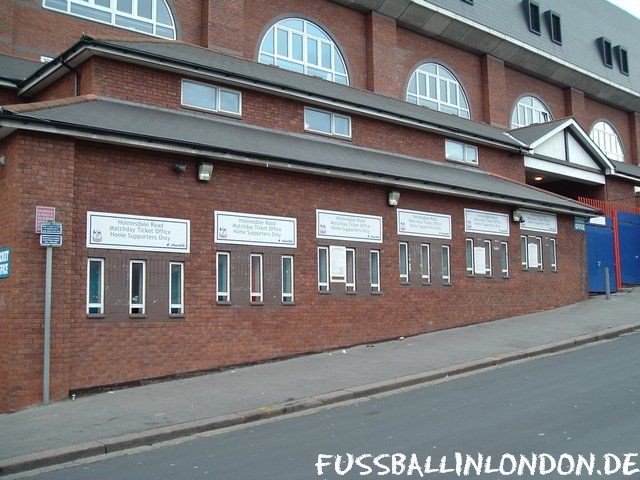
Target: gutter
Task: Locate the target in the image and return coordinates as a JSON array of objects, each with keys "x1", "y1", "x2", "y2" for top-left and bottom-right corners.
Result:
[
  {"x1": 17, "y1": 38, "x2": 528, "y2": 154},
  {"x1": 0, "y1": 113, "x2": 596, "y2": 217}
]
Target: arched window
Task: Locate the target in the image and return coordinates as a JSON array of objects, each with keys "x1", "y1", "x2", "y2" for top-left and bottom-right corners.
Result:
[
  {"x1": 43, "y1": 0, "x2": 176, "y2": 40},
  {"x1": 511, "y1": 96, "x2": 552, "y2": 128},
  {"x1": 590, "y1": 121, "x2": 625, "y2": 162},
  {"x1": 258, "y1": 18, "x2": 348, "y2": 85},
  {"x1": 406, "y1": 63, "x2": 470, "y2": 118}
]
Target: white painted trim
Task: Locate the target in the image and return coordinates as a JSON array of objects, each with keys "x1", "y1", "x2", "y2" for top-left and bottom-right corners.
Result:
[{"x1": 524, "y1": 155, "x2": 606, "y2": 185}]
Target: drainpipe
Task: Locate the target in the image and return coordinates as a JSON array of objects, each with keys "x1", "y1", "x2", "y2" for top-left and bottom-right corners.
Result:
[{"x1": 60, "y1": 60, "x2": 81, "y2": 96}]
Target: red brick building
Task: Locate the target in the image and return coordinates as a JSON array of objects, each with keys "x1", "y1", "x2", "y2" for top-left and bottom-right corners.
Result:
[{"x1": 1, "y1": 0, "x2": 639, "y2": 412}]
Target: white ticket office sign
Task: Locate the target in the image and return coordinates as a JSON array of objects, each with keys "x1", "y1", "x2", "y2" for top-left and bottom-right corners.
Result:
[
  {"x1": 316, "y1": 209, "x2": 382, "y2": 243},
  {"x1": 397, "y1": 209, "x2": 452, "y2": 239},
  {"x1": 464, "y1": 209, "x2": 510, "y2": 237},
  {"x1": 520, "y1": 209, "x2": 558, "y2": 234},
  {"x1": 215, "y1": 211, "x2": 297, "y2": 247},
  {"x1": 87, "y1": 212, "x2": 190, "y2": 253}
]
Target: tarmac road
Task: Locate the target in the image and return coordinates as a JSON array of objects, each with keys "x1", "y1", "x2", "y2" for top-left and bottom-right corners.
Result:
[{"x1": 22, "y1": 332, "x2": 640, "y2": 480}]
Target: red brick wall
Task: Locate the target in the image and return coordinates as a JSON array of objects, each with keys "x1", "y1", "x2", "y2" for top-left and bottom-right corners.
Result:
[
  {"x1": 481, "y1": 55, "x2": 507, "y2": 128},
  {"x1": 0, "y1": 88, "x2": 19, "y2": 105},
  {"x1": 0, "y1": 132, "x2": 588, "y2": 411},
  {"x1": 606, "y1": 177, "x2": 639, "y2": 205},
  {"x1": 505, "y1": 67, "x2": 567, "y2": 127},
  {"x1": 581, "y1": 97, "x2": 633, "y2": 166}
]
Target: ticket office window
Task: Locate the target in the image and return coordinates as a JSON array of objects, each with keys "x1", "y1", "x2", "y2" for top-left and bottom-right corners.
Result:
[
  {"x1": 215, "y1": 248, "x2": 295, "y2": 306},
  {"x1": 398, "y1": 240, "x2": 448, "y2": 286},
  {"x1": 318, "y1": 245, "x2": 380, "y2": 295},
  {"x1": 520, "y1": 235, "x2": 556, "y2": 272},
  {"x1": 465, "y1": 237, "x2": 510, "y2": 279},
  {"x1": 86, "y1": 251, "x2": 185, "y2": 320}
]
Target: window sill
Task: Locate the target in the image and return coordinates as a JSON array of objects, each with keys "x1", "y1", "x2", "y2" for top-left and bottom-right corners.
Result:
[
  {"x1": 87, "y1": 314, "x2": 105, "y2": 319},
  {"x1": 318, "y1": 290, "x2": 331, "y2": 295},
  {"x1": 216, "y1": 300, "x2": 232, "y2": 306},
  {"x1": 442, "y1": 282, "x2": 452, "y2": 287},
  {"x1": 467, "y1": 273, "x2": 475, "y2": 278},
  {"x1": 169, "y1": 314, "x2": 185, "y2": 319},
  {"x1": 502, "y1": 275, "x2": 510, "y2": 280},
  {"x1": 304, "y1": 129, "x2": 353, "y2": 142},
  {"x1": 421, "y1": 280, "x2": 431, "y2": 286},
  {"x1": 346, "y1": 290, "x2": 358, "y2": 295},
  {"x1": 371, "y1": 290, "x2": 382, "y2": 295},
  {"x1": 129, "y1": 314, "x2": 147, "y2": 319},
  {"x1": 250, "y1": 302, "x2": 264, "y2": 306},
  {"x1": 282, "y1": 301, "x2": 296, "y2": 306},
  {"x1": 182, "y1": 104, "x2": 242, "y2": 121}
]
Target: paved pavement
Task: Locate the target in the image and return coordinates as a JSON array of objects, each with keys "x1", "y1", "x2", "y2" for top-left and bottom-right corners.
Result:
[{"x1": 1, "y1": 289, "x2": 639, "y2": 474}]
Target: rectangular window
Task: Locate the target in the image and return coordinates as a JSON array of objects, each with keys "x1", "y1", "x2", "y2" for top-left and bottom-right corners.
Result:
[
  {"x1": 599, "y1": 37, "x2": 613, "y2": 68},
  {"x1": 527, "y1": 237, "x2": 543, "y2": 270},
  {"x1": 484, "y1": 240, "x2": 492, "y2": 276},
  {"x1": 442, "y1": 245, "x2": 451, "y2": 284},
  {"x1": 87, "y1": 258, "x2": 104, "y2": 314},
  {"x1": 370, "y1": 250, "x2": 380, "y2": 293},
  {"x1": 549, "y1": 11, "x2": 562, "y2": 45},
  {"x1": 466, "y1": 238, "x2": 474, "y2": 275},
  {"x1": 501, "y1": 242, "x2": 509, "y2": 276},
  {"x1": 420, "y1": 244, "x2": 431, "y2": 282},
  {"x1": 528, "y1": 1, "x2": 541, "y2": 34},
  {"x1": 550, "y1": 238, "x2": 558, "y2": 271},
  {"x1": 614, "y1": 46, "x2": 629, "y2": 75},
  {"x1": 169, "y1": 262, "x2": 184, "y2": 314},
  {"x1": 445, "y1": 140, "x2": 478, "y2": 165},
  {"x1": 181, "y1": 79, "x2": 241, "y2": 115},
  {"x1": 318, "y1": 246, "x2": 329, "y2": 292},
  {"x1": 521, "y1": 235, "x2": 528, "y2": 269},
  {"x1": 399, "y1": 242, "x2": 409, "y2": 283},
  {"x1": 304, "y1": 107, "x2": 351, "y2": 138},
  {"x1": 250, "y1": 254, "x2": 263, "y2": 302},
  {"x1": 129, "y1": 260, "x2": 146, "y2": 315},
  {"x1": 216, "y1": 252, "x2": 230, "y2": 302},
  {"x1": 346, "y1": 248, "x2": 356, "y2": 292},
  {"x1": 282, "y1": 255, "x2": 294, "y2": 303}
]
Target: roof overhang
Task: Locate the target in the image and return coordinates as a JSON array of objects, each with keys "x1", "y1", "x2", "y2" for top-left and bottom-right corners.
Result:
[
  {"x1": 0, "y1": 106, "x2": 596, "y2": 217},
  {"x1": 330, "y1": 0, "x2": 640, "y2": 112},
  {"x1": 15, "y1": 38, "x2": 526, "y2": 154}
]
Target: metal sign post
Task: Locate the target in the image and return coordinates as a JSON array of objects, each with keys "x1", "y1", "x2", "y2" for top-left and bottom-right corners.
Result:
[{"x1": 40, "y1": 222, "x2": 62, "y2": 405}]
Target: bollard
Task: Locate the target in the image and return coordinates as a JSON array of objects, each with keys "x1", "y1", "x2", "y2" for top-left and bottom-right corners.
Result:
[{"x1": 605, "y1": 266, "x2": 611, "y2": 300}]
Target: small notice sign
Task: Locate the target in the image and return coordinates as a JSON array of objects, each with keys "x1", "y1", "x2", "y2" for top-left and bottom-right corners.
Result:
[
  {"x1": 214, "y1": 211, "x2": 296, "y2": 248},
  {"x1": 0, "y1": 247, "x2": 10, "y2": 279},
  {"x1": 40, "y1": 235, "x2": 62, "y2": 247},
  {"x1": 316, "y1": 210, "x2": 382, "y2": 243},
  {"x1": 520, "y1": 209, "x2": 558, "y2": 234},
  {"x1": 329, "y1": 245, "x2": 347, "y2": 282},
  {"x1": 35, "y1": 206, "x2": 56, "y2": 234},
  {"x1": 41, "y1": 222, "x2": 63, "y2": 235},
  {"x1": 464, "y1": 209, "x2": 510, "y2": 237}
]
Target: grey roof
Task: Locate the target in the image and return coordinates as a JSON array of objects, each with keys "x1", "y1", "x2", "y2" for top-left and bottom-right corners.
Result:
[
  {"x1": 0, "y1": 54, "x2": 42, "y2": 83},
  {"x1": 22, "y1": 37, "x2": 524, "y2": 150},
  {"x1": 331, "y1": 0, "x2": 640, "y2": 112},
  {"x1": 614, "y1": 161, "x2": 640, "y2": 179},
  {"x1": 0, "y1": 97, "x2": 596, "y2": 215},
  {"x1": 508, "y1": 119, "x2": 569, "y2": 146}
]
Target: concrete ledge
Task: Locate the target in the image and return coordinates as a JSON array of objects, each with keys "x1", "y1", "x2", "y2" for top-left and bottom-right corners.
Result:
[{"x1": 2, "y1": 322, "x2": 638, "y2": 476}]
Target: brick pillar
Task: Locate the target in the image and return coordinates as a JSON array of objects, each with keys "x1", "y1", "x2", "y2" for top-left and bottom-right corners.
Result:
[
  {"x1": 0, "y1": 0, "x2": 13, "y2": 55},
  {"x1": 201, "y1": 0, "x2": 245, "y2": 55},
  {"x1": 480, "y1": 55, "x2": 506, "y2": 127},
  {"x1": 564, "y1": 87, "x2": 586, "y2": 124},
  {"x1": 629, "y1": 112, "x2": 640, "y2": 166},
  {"x1": 365, "y1": 12, "x2": 398, "y2": 96}
]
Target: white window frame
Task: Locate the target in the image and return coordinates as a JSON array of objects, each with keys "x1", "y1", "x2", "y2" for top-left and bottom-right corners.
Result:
[
  {"x1": 442, "y1": 245, "x2": 451, "y2": 284},
  {"x1": 282, "y1": 255, "x2": 294, "y2": 303},
  {"x1": 466, "y1": 238, "x2": 474, "y2": 275},
  {"x1": 87, "y1": 258, "x2": 104, "y2": 315},
  {"x1": 511, "y1": 96, "x2": 551, "y2": 128},
  {"x1": 445, "y1": 139, "x2": 478, "y2": 165},
  {"x1": 250, "y1": 253, "x2": 263, "y2": 303},
  {"x1": 590, "y1": 121, "x2": 625, "y2": 162},
  {"x1": 484, "y1": 240, "x2": 493, "y2": 276},
  {"x1": 501, "y1": 242, "x2": 509, "y2": 277},
  {"x1": 406, "y1": 63, "x2": 470, "y2": 118},
  {"x1": 258, "y1": 18, "x2": 349, "y2": 85},
  {"x1": 129, "y1": 260, "x2": 146, "y2": 315},
  {"x1": 181, "y1": 79, "x2": 242, "y2": 116},
  {"x1": 550, "y1": 238, "x2": 558, "y2": 271},
  {"x1": 169, "y1": 261, "x2": 184, "y2": 315},
  {"x1": 345, "y1": 248, "x2": 356, "y2": 292},
  {"x1": 43, "y1": 0, "x2": 176, "y2": 40},
  {"x1": 420, "y1": 244, "x2": 431, "y2": 283},
  {"x1": 399, "y1": 242, "x2": 409, "y2": 283},
  {"x1": 521, "y1": 235, "x2": 528, "y2": 269},
  {"x1": 370, "y1": 249, "x2": 381, "y2": 293},
  {"x1": 304, "y1": 107, "x2": 352, "y2": 138},
  {"x1": 216, "y1": 252, "x2": 230, "y2": 302},
  {"x1": 527, "y1": 236, "x2": 544, "y2": 270},
  {"x1": 318, "y1": 246, "x2": 330, "y2": 292}
]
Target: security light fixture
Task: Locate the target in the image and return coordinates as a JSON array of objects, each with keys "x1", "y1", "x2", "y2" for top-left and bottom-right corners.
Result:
[
  {"x1": 512, "y1": 210, "x2": 526, "y2": 223},
  {"x1": 534, "y1": 175, "x2": 543, "y2": 181},
  {"x1": 388, "y1": 190, "x2": 400, "y2": 206},
  {"x1": 198, "y1": 162, "x2": 214, "y2": 182},
  {"x1": 0, "y1": 155, "x2": 5, "y2": 166},
  {"x1": 173, "y1": 163, "x2": 187, "y2": 174},
  {"x1": 634, "y1": 186, "x2": 640, "y2": 197}
]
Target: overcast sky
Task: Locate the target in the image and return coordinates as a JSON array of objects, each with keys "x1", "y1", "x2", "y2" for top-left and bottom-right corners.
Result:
[{"x1": 607, "y1": 0, "x2": 640, "y2": 18}]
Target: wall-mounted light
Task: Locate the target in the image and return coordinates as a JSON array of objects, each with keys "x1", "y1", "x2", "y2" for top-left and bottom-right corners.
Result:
[
  {"x1": 512, "y1": 210, "x2": 525, "y2": 223},
  {"x1": 198, "y1": 162, "x2": 214, "y2": 182},
  {"x1": 533, "y1": 175, "x2": 543, "y2": 181},
  {"x1": 388, "y1": 190, "x2": 400, "y2": 206},
  {"x1": 173, "y1": 163, "x2": 187, "y2": 174},
  {"x1": 0, "y1": 155, "x2": 5, "y2": 166},
  {"x1": 634, "y1": 186, "x2": 640, "y2": 197}
]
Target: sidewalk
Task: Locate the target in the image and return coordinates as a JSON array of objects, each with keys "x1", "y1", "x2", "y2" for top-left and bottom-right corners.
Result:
[{"x1": 1, "y1": 289, "x2": 639, "y2": 474}]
